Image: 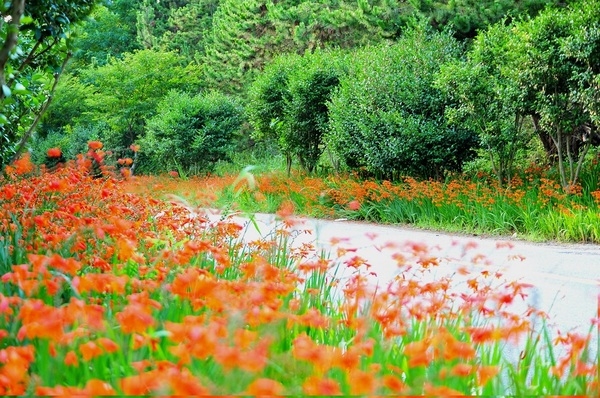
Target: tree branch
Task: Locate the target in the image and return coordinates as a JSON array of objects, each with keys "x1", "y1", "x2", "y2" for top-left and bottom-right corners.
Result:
[
  {"x1": 16, "y1": 36, "x2": 60, "y2": 74},
  {"x1": 10, "y1": 52, "x2": 72, "y2": 163}
]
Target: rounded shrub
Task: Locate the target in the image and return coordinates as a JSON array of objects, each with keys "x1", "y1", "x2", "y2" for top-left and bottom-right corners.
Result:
[
  {"x1": 138, "y1": 90, "x2": 244, "y2": 174},
  {"x1": 327, "y1": 25, "x2": 479, "y2": 180}
]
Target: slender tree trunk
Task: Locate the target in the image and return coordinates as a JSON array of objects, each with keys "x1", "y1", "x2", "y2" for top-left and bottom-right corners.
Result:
[
  {"x1": 532, "y1": 114, "x2": 557, "y2": 165},
  {"x1": 553, "y1": 127, "x2": 569, "y2": 190},
  {"x1": 10, "y1": 53, "x2": 72, "y2": 163},
  {"x1": 286, "y1": 154, "x2": 292, "y2": 177}
]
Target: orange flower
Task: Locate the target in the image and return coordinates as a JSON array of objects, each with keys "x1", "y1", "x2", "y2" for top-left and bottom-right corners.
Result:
[
  {"x1": 245, "y1": 378, "x2": 285, "y2": 396},
  {"x1": 213, "y1": 344, "x2": 242, "y2": 370},
  {"x1": 64, "y1": 351, "x2": 78, "y2": 366},
  {"x1": 347, "y1": 369, "x2": 377, "y2": 395},
  {"x1": 116, "y1": 304, "x2": 156, "y2": 334},
  {"x1": 88, "y1": 141, "x2": 103, "y2": 150},
  {"x1": 302, "y1": 376, "x2": 342, "y2": 395},
  {"x1": 167, "y1": 368, "x2": 210, "y2": 395},
  {"x1": 84, "y1": 379, "x2": 117, "y2": 396},
  {"x1": 276, "y1": 200, "x2": 295, "y2": 218},
  {"x1": 382, "y1": 374, "x2": 405, "y2": 393},
  {"x1": 476, "y1": 365, "x2": 499, "y2": 386},
  {"x1": 97, "y1": 337, "x2": 119, "y2": 353},
  {"x1": 118, "y1": 157, "x2": 133, "y2": 166},
  {"x1": 47, "y1": 147, "x2": 62, "y2": 158},
  {"x1": 120, "y1": 372, "x2": 161, "y2": 395},
  {"x1": 347, "y1": 200, "x2": 361, "y2": 210},
  {"x1": 423, "y1": 383, "x2": 464, "y2": 396},
  {"x1": 11, "y1": 153, "x2": 34, "y2": 175},
  {"x1": 403, "y1": 339, "x2": 432, "y2": 368},
  {"x1": 450, "y1": 363, "x2": 474, "y2": 377},
  {"x1": 79, "y1": 341, "x2": 104, "y2": 361}
]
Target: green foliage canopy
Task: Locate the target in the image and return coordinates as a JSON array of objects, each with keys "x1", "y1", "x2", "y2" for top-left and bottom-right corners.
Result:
[
  {"x1": 138, "y1": 90, "x2": 244, "y2": 174},
  {"x1": 327, "y1": 26, "x2": 478, "y2": 180},
  {"x1": 0, "y1": 0, "x2": 98, "y2": 166},
  {"x1": 202, "y1": 0, "x2": 409, "y2": 94},
  {"x1": 436, "y1": 22, "x2": 531, "y2": 186},
  {"x1": 247, "y1": 49, "x2": 346, "y2": 174},
  {"x1": 507, "y1": 0, "x2": 600, "y2": 189},
  {"x1": 78, "y1": 49, "x2": 202, "y2": 151},
  {"x1": 409, "y1": 0, "x2": 565, "y2": 39}
]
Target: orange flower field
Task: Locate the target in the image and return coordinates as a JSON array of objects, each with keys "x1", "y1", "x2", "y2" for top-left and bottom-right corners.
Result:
[{"x1": 0, "y1": 145, "x2": 598, "y2": 395}]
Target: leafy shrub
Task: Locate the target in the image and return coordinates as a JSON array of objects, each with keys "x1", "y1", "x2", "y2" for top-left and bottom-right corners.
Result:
[
  {"x1": 80, "y1": 49, "x2": 203, "y2": 150},
  {"x1": 30, "y1": 124, "x2": 103, "y2": 165},
  {"x1": 138, "y1": 90, "x2": 244, "y2": 174},
  {"x1": 327, "y1": 25, "x2": 479, "y2": 180},
  {"x1": 435, "y1": 22, "x2": 533, "y2": 187},
  {"x1": 247, "y1": 49, "x2": 347, "y2": 174},
  {"x1": 247, "y1": 53, "x2": 301, "y2": 174},
  {"x1": 286, "y1": 51, "x2": 346, "y2": 173}
]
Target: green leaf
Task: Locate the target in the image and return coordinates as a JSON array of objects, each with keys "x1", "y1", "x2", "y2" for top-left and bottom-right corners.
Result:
[
  {"x1": 13, "y1": 82, "x2": 28, "y2": 94},
  {"x1": 20, "y1": 15, "x2": 33, "y2": 25},
  {"x1": 2, "y1": 85, "x2": 11, "y2": 98},
  {"x1": 0, "y1": 114, "x2": 8, "y2": 125}
]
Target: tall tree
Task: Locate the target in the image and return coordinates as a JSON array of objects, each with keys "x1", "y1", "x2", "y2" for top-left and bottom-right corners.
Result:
[
  {"x1": 202, "y1": 0, "x2": 410, "y2": 94},
  {"x1": 436, "y1": 22, "x2": 531, "y2": 187},
  {"x1": 409, "y1": 0, "x2": 566, "y2": 39},
  {"x1": 159, "y1": 0, "x2": 221, "y2": 62},
  {"x1": 81, "y1": 49, "x2": 202, "y2": 151},
  {"x1": 0, "y1": 0, "x2": 98, "y2": 166},
  {"x1": 70, "y1": 0, "x2": 141, "y2": 68},
  {"x1": 511, "y1": 0, "x2": 600, "y2": 189}
]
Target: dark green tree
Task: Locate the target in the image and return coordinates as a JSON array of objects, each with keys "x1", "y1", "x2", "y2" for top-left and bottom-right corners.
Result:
[
  {"x1": 436, "y1": 22, "x2": 531, "y2": 187},
  {"x1": 202, "y1": 0, "x2": 410, "y2": 94},
  {"x1": 159, "y1": 0, "x2": 221, "y2": 61},
  {"x1": 202, "y1": 0, "x2": 271, "y2": 94},
  {"x1": 409, "y1": 0, "x2": 566, "y2": 39},
  {"x1": 327, "y1": 25, "x2": 478, "y2": 180},
  {"x1": 136, "y1": 0, "x2": 189, "y2": 50},
  {"x1": 80, "y1": 49, "x2": 202, "y2": 151}
]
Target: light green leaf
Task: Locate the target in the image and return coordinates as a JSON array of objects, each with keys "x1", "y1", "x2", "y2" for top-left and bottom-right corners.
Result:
[
  {"x1": 2, "y1": 85, "x2": 11, "y2": 98},
  {"x1": 13, "y1": 82, "x2": 27, "y2": 94},
  {"x1": 20, "y1": 15, "x2": 33, "y2": 25}
]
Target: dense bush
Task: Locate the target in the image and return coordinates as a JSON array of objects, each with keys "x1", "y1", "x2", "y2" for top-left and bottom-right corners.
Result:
[
  {"x1": 247, "y1": 50, "x2": 347, "y2": 174},
  {"x1": 327, "y1": 26, "x2": 479, "y2": 180},
  {"x1": 137, "y1": 90, "x2": 244, "y2": 174},
  {"x1": 30, "y1": 124, "x2": 103, "y2": 165},
  {"x1": 436, "y1": 22, "x2": 532, "y2": 187},
  {"x1": 78, "y1": 49, "x2": 202, "y2": 151}
]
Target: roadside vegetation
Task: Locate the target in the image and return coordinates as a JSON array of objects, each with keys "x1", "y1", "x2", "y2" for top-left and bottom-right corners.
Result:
[
  {"x1": 0, "y1": 146, "x2": 597, "y2": 395},
  {"x1": 134, "y1": 154, "x2": 600, "y2": 243},
  {"x1": 1, "y1": 0, "x2": 599, "y2": 395}
]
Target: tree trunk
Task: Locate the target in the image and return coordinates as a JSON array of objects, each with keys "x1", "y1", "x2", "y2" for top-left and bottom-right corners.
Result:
[{"x1": 531, "y1": 114, "x2": 557, "y2": 165}]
